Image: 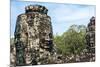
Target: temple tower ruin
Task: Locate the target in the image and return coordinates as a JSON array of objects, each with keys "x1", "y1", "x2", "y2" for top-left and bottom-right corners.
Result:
[
  {"x1": 86, "y1": 16, "x2": 95, "y2": 61},
  {"x1": 14, "y1": 5, "x2": 55, "y2": 66}
]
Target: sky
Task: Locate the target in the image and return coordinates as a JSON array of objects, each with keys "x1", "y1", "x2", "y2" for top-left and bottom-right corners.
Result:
[{"x1": 11, "y1": 0, "x2": 96, "y2": 37}]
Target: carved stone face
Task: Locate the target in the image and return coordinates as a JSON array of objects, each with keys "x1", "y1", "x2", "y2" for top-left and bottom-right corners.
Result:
[{"x1": 14, "y1": 5, "x2": 55, "y2": 65}]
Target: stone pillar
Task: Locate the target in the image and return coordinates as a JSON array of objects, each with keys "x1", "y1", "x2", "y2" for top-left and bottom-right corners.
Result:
[{"x1": 14, "y1": 5, "x2": 55, "y2": 66}]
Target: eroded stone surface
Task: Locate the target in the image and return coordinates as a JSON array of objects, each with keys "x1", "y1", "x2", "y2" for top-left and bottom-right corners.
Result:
[{"x1": 12, "y1": 5, "x2": 56, "y2": 66}]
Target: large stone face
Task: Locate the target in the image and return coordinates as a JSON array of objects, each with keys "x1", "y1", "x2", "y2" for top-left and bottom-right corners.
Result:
[{"x1": 13, "y1": 5, "x2": 55, "y2": 66}]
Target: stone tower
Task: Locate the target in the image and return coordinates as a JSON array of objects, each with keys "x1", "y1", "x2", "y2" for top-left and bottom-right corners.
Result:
[
  {"x1": 86, "y1": 16, "x2": 95, "y2": 61},
  {"x1": 14, "y1": 5, "x2": 55, "y2": 66}
]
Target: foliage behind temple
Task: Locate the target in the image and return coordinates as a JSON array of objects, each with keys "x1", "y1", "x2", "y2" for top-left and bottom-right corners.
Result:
[{"x1": 54, "y1": 25, "x2": 87, "y2": 56}]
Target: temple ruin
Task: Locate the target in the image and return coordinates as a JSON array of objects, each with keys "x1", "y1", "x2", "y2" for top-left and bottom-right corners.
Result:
[
  {"x1": 86, "y1": 16, "x2": 95, "y2": 61},
  {"x1": 10, "y1": 4, "x2": 96, "y2": 66},
  {"x1": 13, "y1": 5, "x2": 56, "y2": 66}
]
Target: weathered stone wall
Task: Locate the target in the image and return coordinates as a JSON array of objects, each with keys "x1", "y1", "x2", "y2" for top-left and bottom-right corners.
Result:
[{"x1": 13, "y1": 5, "x2": 56, "y2": 66}]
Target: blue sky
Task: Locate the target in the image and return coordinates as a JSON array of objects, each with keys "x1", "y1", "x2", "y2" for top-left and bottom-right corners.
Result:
[{"x1": 11, "y1": 0, "x2": 96, "y2": 37}]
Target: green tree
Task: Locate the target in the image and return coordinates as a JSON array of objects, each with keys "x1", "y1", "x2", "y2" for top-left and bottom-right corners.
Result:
[{"x1": 54, "y1": 24, "x2": 86, "y2": 56}]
